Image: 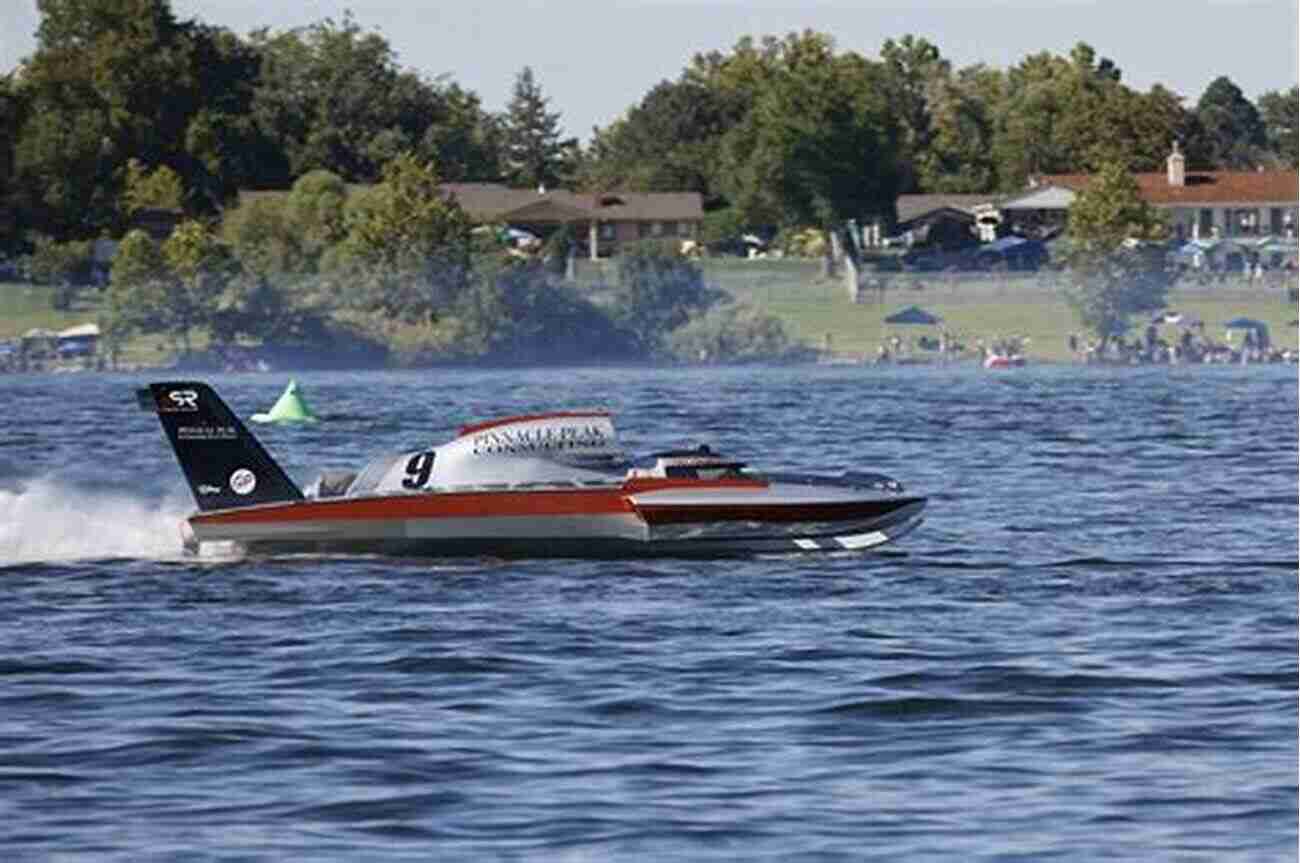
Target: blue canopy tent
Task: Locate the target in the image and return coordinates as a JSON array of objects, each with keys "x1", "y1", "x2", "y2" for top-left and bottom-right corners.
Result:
[
  {"x1": 1172, "y1": 238, "x2": 1248, "y2": 270},
  {"x1": 884, "y1": 305, "x2": 943, "y2": 325},
  {"x1": 1223, "y1": 317, "x2": 1269, "y2": 331}
]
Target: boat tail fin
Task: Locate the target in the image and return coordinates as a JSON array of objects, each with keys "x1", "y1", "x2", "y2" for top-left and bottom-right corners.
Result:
[{"x1": 137, "y1": 381, "x2": 304, "y2": 512}]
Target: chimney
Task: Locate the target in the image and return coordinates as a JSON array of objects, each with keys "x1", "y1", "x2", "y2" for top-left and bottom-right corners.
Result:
[{"x1": 1167, "y1": 141, "x2": 1185, "y2": 187}]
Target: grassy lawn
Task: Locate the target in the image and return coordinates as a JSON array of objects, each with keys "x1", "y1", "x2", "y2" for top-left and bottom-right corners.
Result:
[
  {"x1": 7, "y1": 264, "x2": 1297, "y2": 367},
  {"x1": 0, "y1": 281, "x2": 100, "y2": 338},
  {"x1": 0, "y1": 282, "x2": 189, "y2": 367},
  {"x1": 688, "y1": 261, "x2": 1299, "y2": 362}
]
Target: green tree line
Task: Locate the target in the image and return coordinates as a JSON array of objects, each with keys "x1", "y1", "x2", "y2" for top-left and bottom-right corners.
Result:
[
  {"x1": 105, "y1": 153, "x2": 801, "y2": 365},
  {"x1": 2, "y1": 1, "x2": 1295, "y2": 249},
  {"x1": 2, "y1": 0, "x2": 1295, "y2": 360}
]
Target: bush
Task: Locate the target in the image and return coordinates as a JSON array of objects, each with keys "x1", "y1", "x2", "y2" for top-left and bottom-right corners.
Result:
[
  {"x1": 27, "y1": 235, "x2": 94, "y2": 286},
  {"x1": 614, "y1": 241, "x2": 721, "y2": 356},
  {"x1": 442, "y1": 260, "x2": 636, "y2": 363},
  {"x1": 667, "y1": 302, "x2": 810, "y2": 363}
]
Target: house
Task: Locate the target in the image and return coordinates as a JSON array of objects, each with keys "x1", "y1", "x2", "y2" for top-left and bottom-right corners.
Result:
[
  {"x1": 440, "y1": 184, "x2": 704, "y2": 259},
  {"x1": 869, "y1": 194, "x2": 1001, "y2": 247},
  {"x1": 234, "y1": 183, "x2": 705, "y2": 261},
  {"x1": 1003, "y1": 144, "x2": 1300, "y2": 242}
]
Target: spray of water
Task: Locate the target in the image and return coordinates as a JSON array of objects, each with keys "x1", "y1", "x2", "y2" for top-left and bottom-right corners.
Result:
[{"x1": 0, "y1": 477, "x2": 198, "y2": 564}]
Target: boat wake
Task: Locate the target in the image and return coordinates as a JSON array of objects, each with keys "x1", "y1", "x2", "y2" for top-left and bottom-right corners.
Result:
[{"x1": 0, "y1": 478, "x2": 197, "y2": 564}]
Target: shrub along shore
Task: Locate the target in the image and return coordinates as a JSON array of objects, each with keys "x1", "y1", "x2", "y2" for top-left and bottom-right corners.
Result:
[{"x1": 2, "y1": 258, "x2": 1295, "y2": 368}]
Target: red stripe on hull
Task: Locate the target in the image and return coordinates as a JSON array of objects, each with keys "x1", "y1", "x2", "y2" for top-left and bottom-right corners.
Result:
[
  {"x1": 192, "y1": 478, "x2": 771, "y2": 528},
  {"x1": 193, "y1": 487, "x2": 634, "y2": 526}
]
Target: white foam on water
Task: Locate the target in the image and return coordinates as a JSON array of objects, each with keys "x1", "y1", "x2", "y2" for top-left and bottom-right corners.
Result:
[{"x1": 0, "y1": 478, "x2": 198, "y2": 564}]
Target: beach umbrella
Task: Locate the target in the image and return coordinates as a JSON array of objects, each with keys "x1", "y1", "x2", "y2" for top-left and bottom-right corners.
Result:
[
  {"x1": 1223, "y1": 317, "x2": 1268, "y2": 331},
  {"x1": 884, "y1": 305, "x2": 942, "y2": 325}
]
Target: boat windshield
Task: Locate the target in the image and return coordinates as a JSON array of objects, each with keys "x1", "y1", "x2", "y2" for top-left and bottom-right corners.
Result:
[{"x1": 345, "y1": 453, "x2": 405, "y2": 496}]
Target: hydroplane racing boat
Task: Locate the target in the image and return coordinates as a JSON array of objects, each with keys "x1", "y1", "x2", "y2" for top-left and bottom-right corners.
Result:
[{"x1": 139, "y1": 382, "x2": 926, "y2": 558}]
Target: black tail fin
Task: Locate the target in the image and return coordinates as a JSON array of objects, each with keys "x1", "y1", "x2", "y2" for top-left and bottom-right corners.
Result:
[{"x1": 137, "y1": 381, "x2": 303, "y2": 512}]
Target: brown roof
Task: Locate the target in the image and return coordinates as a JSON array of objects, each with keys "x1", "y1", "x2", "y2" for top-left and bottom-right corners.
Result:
[
  {"x1": 441, "y1": 183, "x2": 703, "y2": 222},
  {"x1": 1039, "y1": 170, "x2": 1299, "y2": 206},
  {"x1": 239, "y1": 183, "x2": 704, "y2": 223}
]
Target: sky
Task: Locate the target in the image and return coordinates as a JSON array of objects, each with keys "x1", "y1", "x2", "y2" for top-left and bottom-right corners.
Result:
[{"x1": 2, "y1": 0, "x2": 1297, "y2": 141}]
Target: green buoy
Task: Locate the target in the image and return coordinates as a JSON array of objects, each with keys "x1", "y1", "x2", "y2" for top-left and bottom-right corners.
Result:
[{"x1": 251, "y1": 379, "x2": 318, "y2": 424}]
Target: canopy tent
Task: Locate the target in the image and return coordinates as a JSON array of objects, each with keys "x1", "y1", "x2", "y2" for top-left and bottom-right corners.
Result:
[
  {"x1": 1250, "y1": 236, "x2": 1298, "y2": 251},
  {"x1": 58, "y1": 323, "x2": 100, "y2": 338},
  {"x1": 1171, "y1": 238, "x2": 1249, "y2": 267},
  {"x1": 884, "y1": 305, "x2": 942, "y2": 325},
  {"x1": 1223, "y1": 317, "x2": 1269, "y2": 331},
  {"x1": 1150, "y1": 311, "x2": 1203, "y2": 328}
]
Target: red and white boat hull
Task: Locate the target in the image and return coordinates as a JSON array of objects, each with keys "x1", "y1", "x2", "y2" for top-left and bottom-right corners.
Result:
[{"x1": 189, "y1": 481, "x2": 925, "y2": 558}]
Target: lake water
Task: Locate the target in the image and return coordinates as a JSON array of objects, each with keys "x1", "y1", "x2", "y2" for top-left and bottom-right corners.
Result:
[{"x1": 1, "y1": 364, "x2": 1296, "y2": 860}]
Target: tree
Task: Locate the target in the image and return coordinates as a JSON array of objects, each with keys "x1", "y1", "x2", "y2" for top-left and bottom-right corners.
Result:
[
  {"x1": 451, "y1": 259, "x2": 631, "y2": 362},
  {"x1": 284, "y1": 169, "x2": 349, "y2": 266},
  {"x1": 1190, "y1": 76, "x2": 1267, "y2": 168},
  {"x1": 0, "y1": 76, "x2": 26, "y2": 247},
  {"x1": 1064, "y1": 162, "x2": 1170, "y2": 346},
  {"x1": 878, "y1": 35, "x2": 950, "y2": 193},
  {"x1": 920, "y1": 65, "x2": 999, "y2": 192},
  {"x1": 990, "y1": 44, "x2": 1131, "y2": 187},
  {"x1": 160, "y1": 219, "x2": 236, "y2": 351},
  {"x1": 613, "y1": 242, "x2": 719, "y2": 356},
  {"x1": 221, "y1": 194, "x2": 301, "y2": 278},
  {"x1": 502, "y1": 66, "x2": 577, "y2": 189},
  {"x1": 12, "y1": 0, "x2": 265, "y2": 237},
  {"x1": 121, "y1": 159, "x2": 185, "y2": 213},
  {"x1": 579, "y1": 77, "x2": 748, "y2": 202},
  {"x1": 1257, "y1": 86, "x2": 1299, "y2": 168},
  {"x1": 106, "y1": 228, "x2": 172, "y2": 347},
  {"x1": 719, "y1": 31, "x2": 901, "y2": 281},
  {"x1": 418, "y1": 83, "x2": 504, "y2": 182},
  {"x1": 666, "y1": 302, "x2": 801, "y2": 363},
  {"x1": 207, "y1": 271, "x2": 331, "y2": 347},
  {"x1": 248, "y1": 15, "x2": 498, "y2": 184},
  {"x1": 27, "y1": 235, "x2": 94, "y2": 309},
  {"x1": 330, "y1": 152, "x2": 472, "y2": 324}
]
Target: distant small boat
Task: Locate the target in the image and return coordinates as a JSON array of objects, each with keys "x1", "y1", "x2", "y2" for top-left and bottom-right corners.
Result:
[{"x1": 983, "y1": 354, "x2": 1026, "y2": 369}]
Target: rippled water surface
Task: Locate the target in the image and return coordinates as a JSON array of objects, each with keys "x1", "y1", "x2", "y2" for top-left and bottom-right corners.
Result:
[{"x1": 1, "y1": 365, "x2": 1296, "y2": 861}]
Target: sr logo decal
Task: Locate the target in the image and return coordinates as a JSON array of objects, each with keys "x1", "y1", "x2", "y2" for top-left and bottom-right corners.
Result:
[
  {"x1": 159, "y1": 389, "x2": 200, "y2": 412},
  {"x1": 170, "y1": 390, "x2": 199, "y2": 409},
  {"x1": 230, "y1": 469, "x2": 257, "y2": 495}
]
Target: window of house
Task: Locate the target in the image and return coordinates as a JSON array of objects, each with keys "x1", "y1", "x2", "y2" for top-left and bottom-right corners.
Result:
[
  {"x1": 676, "y1": 221, "x2": 693, "y2": 237},
  {"x1": 651, "y1": 221, "x2": 666, "y2": 237},
  {"x1": 1271, "y1": 208, "x2": 1284, "y2": 235},
  {"x1": 639, "y1": 222, "x2": 652, "y2": 239},
  {"x1": 599, "y1": 223, "x2": 616, "y2": 240},
  {"x1": 1198, "y1": 209, "x2": 1214, "y2": 237}
]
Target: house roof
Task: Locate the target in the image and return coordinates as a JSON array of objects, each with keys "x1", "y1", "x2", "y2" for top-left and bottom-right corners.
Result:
[
  {"x1": 442, "y1": 184, "x2": 704, "y2": 222},
  {"x1": 896, "y1": 206, "x2": 977, "y2": 232},
  {"x1": 236, "y1": 184, "x2": 705, "y2": 223},
  {"x1": 1037, "y1": 170, "x2": 1300, "y2": 206},
  {"x1": 895, "y1": 194, "x2": 997, "y2": 223},
  {"x1": 999, "y1": 185, "x2": 1080, "y2": 211}
]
